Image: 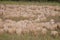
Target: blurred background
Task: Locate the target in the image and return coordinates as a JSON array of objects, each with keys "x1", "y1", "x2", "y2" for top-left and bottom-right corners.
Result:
[{"x1": 0, "y1": 0, "x2": 60, "y2": 2}]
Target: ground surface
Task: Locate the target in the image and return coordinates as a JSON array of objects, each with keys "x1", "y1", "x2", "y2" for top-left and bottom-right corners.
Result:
[{"x1": 0, "y1": 1, "x2": 60, "y2": 40}]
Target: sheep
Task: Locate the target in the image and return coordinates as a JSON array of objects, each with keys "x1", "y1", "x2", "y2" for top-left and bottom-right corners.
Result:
[
  {"x1": 7, "y1": 28, "x2": 16, "y2": 34},
  {"x1": 3, "y1": 19, "x2": 16, "y2": 33},
  {"x1": 32, "y1": 27, "x2": 43, "y2": 36},
  {"x1": 3, "y1": 26, "x2": 8, "y2": 32},
  {"x1": 0, "y1": 18, "x2": 4, "y2": 29},
  {"x1": 15, "y1": 28, "x2": 22, "y2": 35},
  {"x1": 4, "y1": 19, "x2": 16, "y2": 24},
  {"x1": 57, "y1": 23, "x2": 60, "y2": 29},
  {"x1": 4, "y1": 19, "x2": 16, "y2": 28},
  {"x1": 41, "y1": 28, "x2": 48, "y2": 35},
  {"x1": 0, "y1": 29, "x2": 4, "y2": 34},
  {"x1": 40, "y1": 22, "x2": 51, "y2": 30},
  {"x1": 21, "y1": 29, "x2": 30, "y2": 35},
  {"x1": 51, "y1": 31, "x2": 58, "y2": 37},
  {"x1": 41, "y1": 22, "x2": 57, "y2": 31},
  {"x1": 50, "y1": 19, "x2": 55, "y2": 25},
  {"x1": 0, "y1": 10, "x2": 3, "y2": 16},
  {"x1": 50, "y1": 24, "x2": 57, "y2": 30},
  {"x1": 0, "y1": 18, "x2": 2, "y2": 21}
]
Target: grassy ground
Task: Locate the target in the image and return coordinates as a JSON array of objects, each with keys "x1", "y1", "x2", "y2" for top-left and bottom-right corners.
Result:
[
  {"x1": 0, "y1": 1, "x2": 60, "y2": 6},
  {"x1": 0, "y1": 32, "x2": 60, "y2": 40}
]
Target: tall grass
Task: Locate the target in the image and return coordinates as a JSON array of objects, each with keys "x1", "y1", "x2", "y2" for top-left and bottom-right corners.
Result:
[{"x1": 0, "y1": 32, "x2": 60, "y2": 40}]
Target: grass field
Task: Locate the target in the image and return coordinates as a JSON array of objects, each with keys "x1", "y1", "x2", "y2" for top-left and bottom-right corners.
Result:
[
  {"x1": 0, "y1": 32, "x2": 60, "y2": 40},
  {"x1": 0, "y1": 1, "x2": 60, "y2": 6}
]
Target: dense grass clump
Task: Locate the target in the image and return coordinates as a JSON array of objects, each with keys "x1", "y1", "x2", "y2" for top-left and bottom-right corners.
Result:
[{"x1": 0, "y1": 32, "x2": 60, "y2": 40}]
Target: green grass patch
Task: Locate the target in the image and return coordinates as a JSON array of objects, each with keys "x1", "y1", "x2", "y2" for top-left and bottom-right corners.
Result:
[
  {"x1": 0, "y1": 32, "x2": 60, "y2": 40},
  {"x1": 0, "y1": 1, "x2": 60, "y2": 6}
]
